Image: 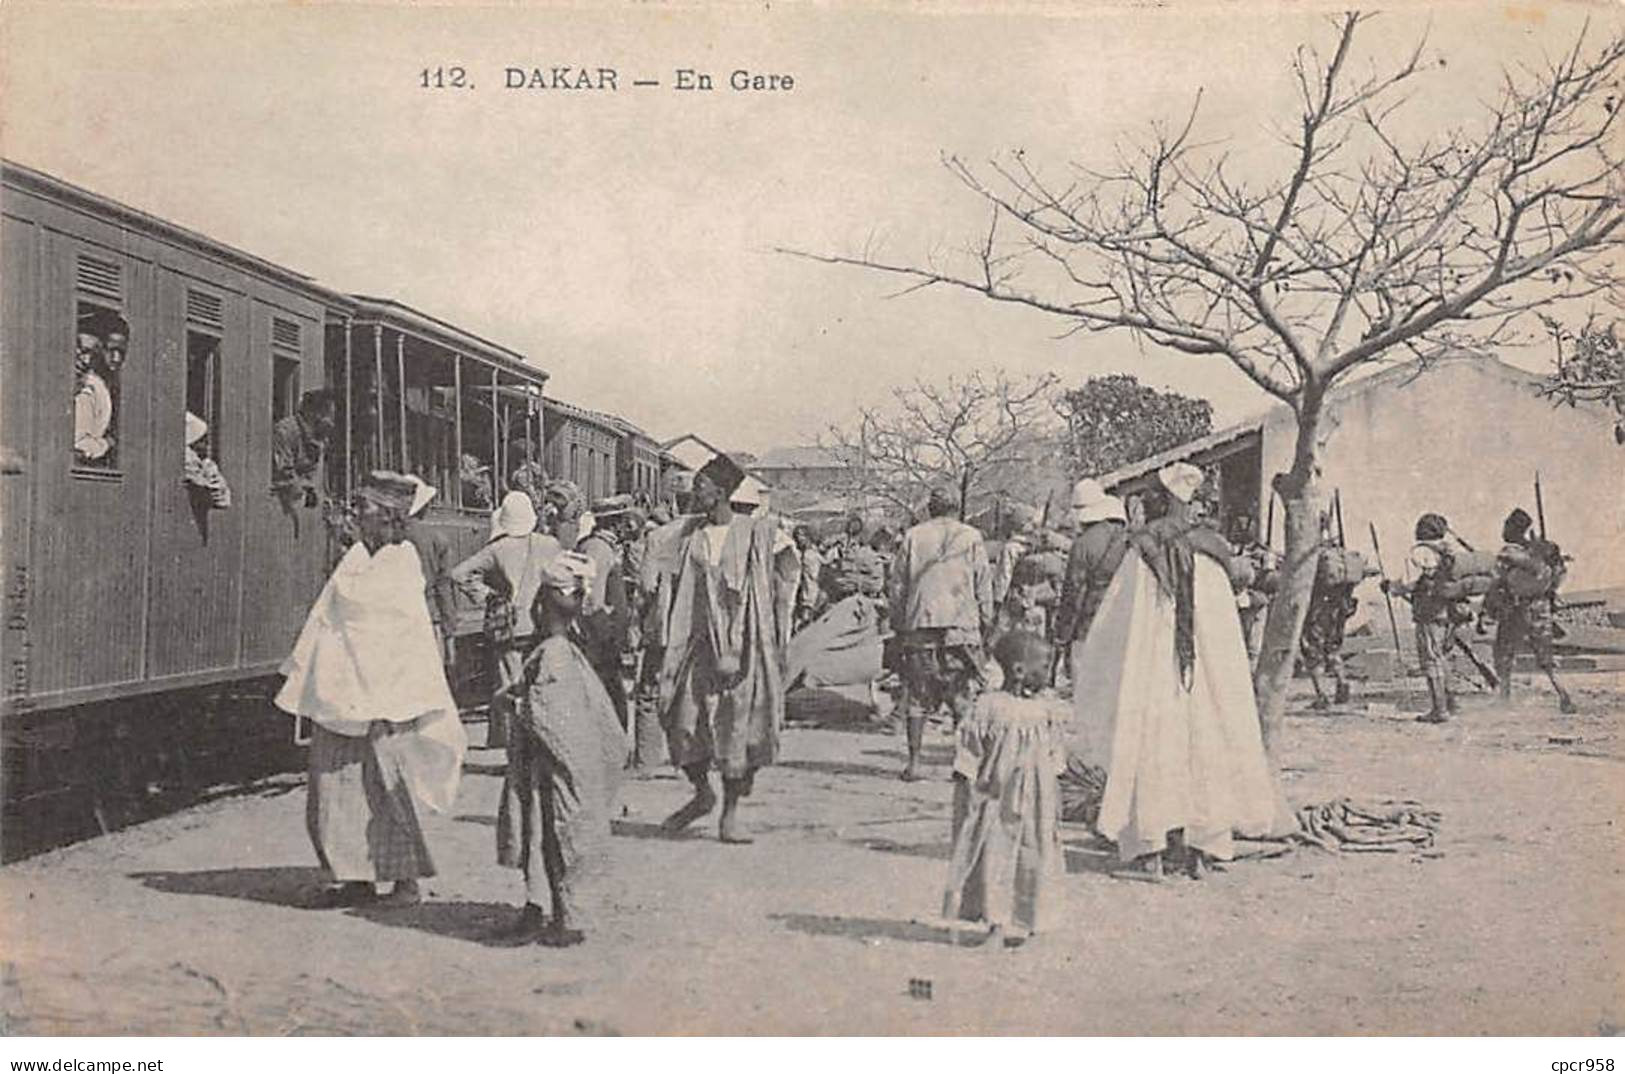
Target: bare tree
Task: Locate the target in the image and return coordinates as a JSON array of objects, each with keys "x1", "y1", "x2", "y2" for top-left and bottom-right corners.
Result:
[
  {"x1": 1540, "y1": 312, "x2": 1625, "y2": 442},
  {"x1": 786, "y1": 14, "x2": 1624, "y2": 746},
  {"x1": 825, "y1": 369, "x2": 1062, "y2": 521}
]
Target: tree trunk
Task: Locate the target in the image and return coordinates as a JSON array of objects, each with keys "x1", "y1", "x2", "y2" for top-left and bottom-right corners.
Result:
[{"x1": 1252, "y1": 390, "x2": 1329, "y2": 753}]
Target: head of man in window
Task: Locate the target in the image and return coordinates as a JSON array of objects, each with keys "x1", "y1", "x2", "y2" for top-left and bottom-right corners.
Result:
[
  {"x1": 299, "y1": 389, "x2": 338, "y2": 441},
  {"x1": 102, "y1": 326, "x2": 128, "y2": 374},
  {"x1": 75, "y1": 331, "x2": 102, "y2": 380},
  {"x1": 76, "y1": 308, "x2": 128, "y2": 375}
]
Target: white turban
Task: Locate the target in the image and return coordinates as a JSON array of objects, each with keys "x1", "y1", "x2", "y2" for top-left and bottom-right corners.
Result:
[
  {"x1": 184, "y1": 412, "x2": 208, "y2": 447},
  {"x1": 1157, "y1": 462, "x2": 1204, "y2": 504}
]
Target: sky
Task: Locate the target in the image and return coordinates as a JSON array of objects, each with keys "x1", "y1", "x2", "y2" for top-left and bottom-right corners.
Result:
[{"x1": 1, "y1": 0, "x2": 1613, "y2": 452}]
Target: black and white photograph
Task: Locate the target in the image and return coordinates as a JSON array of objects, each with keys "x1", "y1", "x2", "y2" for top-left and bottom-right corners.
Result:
[{"x1": 0, "y1": 0, "x2": 1622, "y2": 1049}]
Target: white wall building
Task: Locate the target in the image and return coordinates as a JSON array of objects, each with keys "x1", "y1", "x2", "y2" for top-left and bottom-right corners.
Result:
[{"x1": 1099, "y1": 353, "x2": 1624, "y2": 602}]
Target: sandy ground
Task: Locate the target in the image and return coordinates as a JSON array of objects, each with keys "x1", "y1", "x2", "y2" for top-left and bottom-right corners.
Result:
[{"x1": 2, "y1": 675, "x2": 1622, "y2": 1036}]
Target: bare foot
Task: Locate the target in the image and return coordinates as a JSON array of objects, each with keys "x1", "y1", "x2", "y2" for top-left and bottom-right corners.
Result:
[
  {"x1": 538, "y1": 921, "x2": 586, "y2": 948},
  {"x1": 305, "y1": 881, "x2": 375, "y2": 910},
  {"x1": 900, "y1": 765, "x2": 924, "y2": 782},
  {"x1": 718, "y1": 812, "x2": 754, "y2": 845},
  {"x1": 662, "y1": 785, "x2": 717, "y2": 832},
  {"x1": 376, "y1": 879, "x2": 422, "y2": 908},
  {"x1": 1559, "y1": 696, "x2": 1578, "y2": 715}
]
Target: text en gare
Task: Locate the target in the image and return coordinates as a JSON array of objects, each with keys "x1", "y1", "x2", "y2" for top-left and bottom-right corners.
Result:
[{"x1": 501, "y1": 67, "x2": 794, "y2": 91}]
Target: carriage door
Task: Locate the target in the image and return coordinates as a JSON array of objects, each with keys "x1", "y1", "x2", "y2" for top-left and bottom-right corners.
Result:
[{"x1": 145, "y1": 271, "x2": 247, "y2": 678}]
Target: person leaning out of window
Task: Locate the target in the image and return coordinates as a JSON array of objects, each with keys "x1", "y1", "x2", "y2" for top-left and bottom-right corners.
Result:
[{"x1": 183, "y1": 411, "x2": 232, "y2": 509}]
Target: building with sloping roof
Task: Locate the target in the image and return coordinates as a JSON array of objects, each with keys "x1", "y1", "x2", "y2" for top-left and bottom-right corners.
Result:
[
  {"x1": 661, "y1": 432, "x2": 772, "y2": 509},
  {"x1": 752, "y1": 444, "x2": 859, "y2": 491},
  {"x1": 1101, "y1": 352, "x2": 1624, "y2": 593}
]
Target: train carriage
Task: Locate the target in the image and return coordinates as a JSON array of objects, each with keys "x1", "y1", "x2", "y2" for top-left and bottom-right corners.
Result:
[
  {"x1": 2, "y1": 161, "x2": 340, "y2": 720},
  {"x1": 0, "y1": 163, "x2": 549, "y2": 858}
]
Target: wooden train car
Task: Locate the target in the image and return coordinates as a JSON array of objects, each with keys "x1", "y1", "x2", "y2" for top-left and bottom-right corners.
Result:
[
  {"x1": 0, "y1": 163, "x2": 548, "y2": 857},
  {"x1": 2, "y1": 161, "x2": 343, "y2": 718}
]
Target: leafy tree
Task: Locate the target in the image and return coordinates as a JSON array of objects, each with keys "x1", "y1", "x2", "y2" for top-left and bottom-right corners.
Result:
[
  {"x1": 1059, "y1": 373, "x2": 1214, "y2": 476},
  {"x1": 1540, "y1": 314, "x2": 1625, "y2": 444}
]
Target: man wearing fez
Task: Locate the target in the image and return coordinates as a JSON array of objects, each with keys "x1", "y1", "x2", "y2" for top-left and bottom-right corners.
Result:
[{"x1": 658, "y1": 453, "x2": 796, "y2": 843}]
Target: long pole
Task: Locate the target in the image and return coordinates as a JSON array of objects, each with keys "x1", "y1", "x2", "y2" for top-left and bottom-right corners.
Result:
[
  {"x1": 371, "y1": 324, "x2": 384, "y2": 469},
  {"x1": 1534, "y1": 470, "x2": 1547, "y2": 541},
  {"x1": 395, "y1": 331, "x2": 408, "y2": 475},
  {"x1": 453, "y1": 353, "x2": 464, "y2": 509},
  {"x1": 342, "y1": 318, "x2": 353, "y2": 500},
  {"x1": 1369, "y1": 520, "x2": 1404, "y2": 656}
]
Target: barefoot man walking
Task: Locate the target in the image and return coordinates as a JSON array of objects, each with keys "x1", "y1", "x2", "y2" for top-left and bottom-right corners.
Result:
[{"x1": 658, "y1": 453, "x2": 796, "y2": 843}]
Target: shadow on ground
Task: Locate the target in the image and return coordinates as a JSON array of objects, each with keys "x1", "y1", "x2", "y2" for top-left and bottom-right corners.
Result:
[
  {"x1": 346, "y1": 899, "x2": 521, "y2": 947},
  {"x1": 772, "y1": 911, "x2": 984, "y2": 947},
  {"x1": 611, "y1": 819, "x2": 705, "y2": 841},
  {"x1": 130, "y1": 865, "x2": 324, "y2": 909},
  {"x1": 781, "y1": 758, "x2": 901, "y2": 781},
  {"x1": 847, "y1": 836, "x2": 952, "y2": 860},
  {"x1": 862, "y1": 744, "x2": 955, "y2": 766}
]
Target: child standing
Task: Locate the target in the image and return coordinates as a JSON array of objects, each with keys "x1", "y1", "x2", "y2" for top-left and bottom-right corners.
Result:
[
  {"x1": 943, "y1": 631, "x2": 1065, "y2": 949},
  {"x1": 495, "y1": 551, "x2": 628, "y2": 947}
]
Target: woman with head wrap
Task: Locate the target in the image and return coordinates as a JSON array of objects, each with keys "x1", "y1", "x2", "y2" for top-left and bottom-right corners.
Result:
[
  {"x1": 495, "y1": 551, "x2": 628, "y2": 946},
  {"x1": 275, "y1": 471, "x2": 468, "y2": 909},
  {"x1": 1069, "y1": 462, "x2": 1297, "y2": 880},
  {"x1": 450, "y1": 491, "x2": 564, "y2": 748}
]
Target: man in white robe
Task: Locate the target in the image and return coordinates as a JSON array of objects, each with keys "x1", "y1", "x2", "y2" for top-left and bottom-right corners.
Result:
[
  {"x1": 1071, "y1": 462, "x2": 1297, "y2": 880},
  {"x1": 276, "y1": 471, "x2": 467, "y2": 908}
]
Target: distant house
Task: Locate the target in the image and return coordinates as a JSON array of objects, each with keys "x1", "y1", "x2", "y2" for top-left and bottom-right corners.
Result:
[
  {"x1": 661, "y1": 432, "x2": 772, "y2": 508},
  {"x1": 1099, "y1": 352, "x2": 1625, "y2": 595},
  {"x1": 752, "y1": 445, "x2": 860, "y2": 492}
]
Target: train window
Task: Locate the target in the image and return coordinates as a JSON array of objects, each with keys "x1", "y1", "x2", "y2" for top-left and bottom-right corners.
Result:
[
  {"x1": 185, "y1": 331, "x2": 224, "y2": 465},
  {"x1": 403, "y1": 345, "x2": 456, "y2": 512},
  {"x1": 272, "y1": 356, "x2": 300, "y2": 424},
  {"x1": 458, "y1": 375, "x2": 495, "y2": 511},
  {"x1": 347, "y1": 334, "x2": 380, "y2": 482},
  {"x1": 379, "y1": 332, "x2": 403, "y2": 473},
  {"x1": 72, "y1": 298, "x2": 129, "y2": 473},
  {"x1": 271, "y1": 317, "x2": 301, "y2": 424}
]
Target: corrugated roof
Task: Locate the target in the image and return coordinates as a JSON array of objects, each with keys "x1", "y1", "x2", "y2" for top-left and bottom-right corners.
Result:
[
  {"x1": 347, "y1": 295, "x2": 539, "y2": 378},
  {"x1": 1097, "y1": 420, "x2": 1264, "y2": 492}
]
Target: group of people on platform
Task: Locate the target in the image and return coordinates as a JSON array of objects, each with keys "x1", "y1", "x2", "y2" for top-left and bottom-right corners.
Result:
[{"x1": 270, "y1": 443, "x2": 1580, "y2": 951}]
